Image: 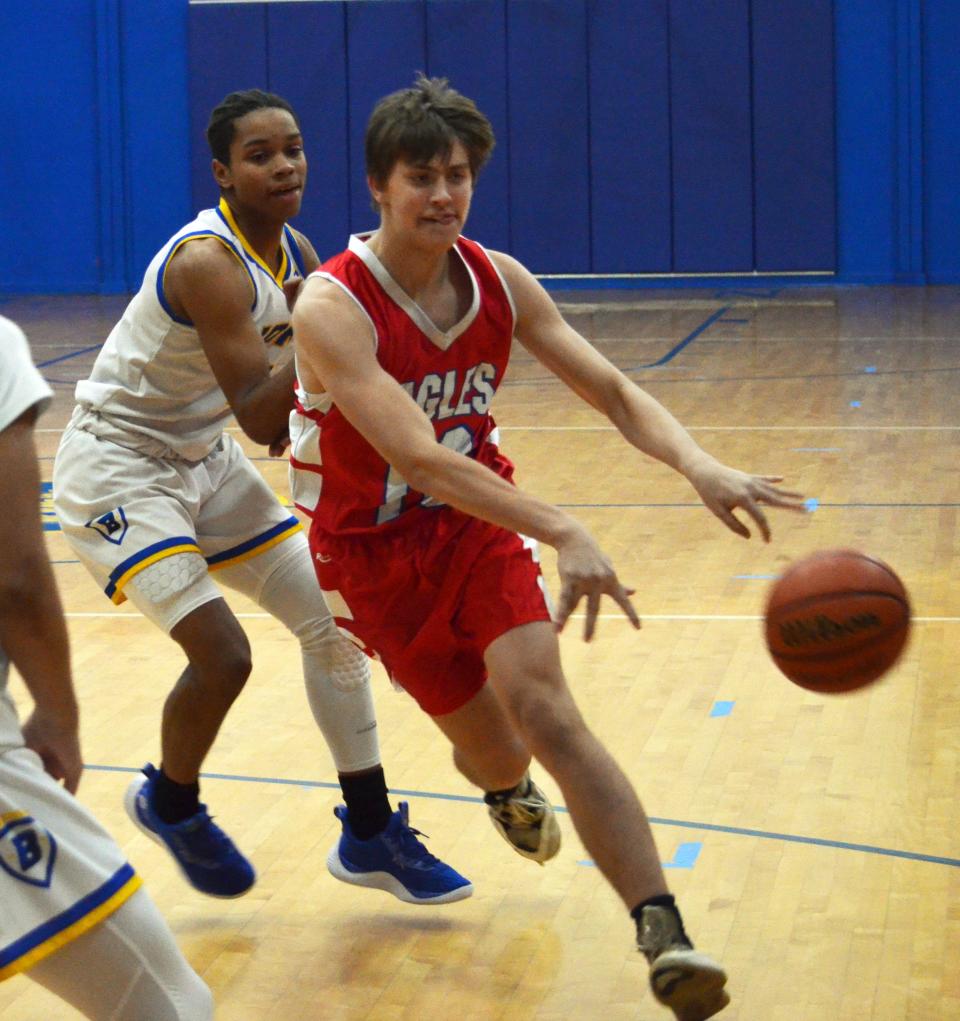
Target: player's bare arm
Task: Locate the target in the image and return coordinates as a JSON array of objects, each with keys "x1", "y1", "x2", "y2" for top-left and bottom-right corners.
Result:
[
  {"x1": 293, "y1": 278, "x2": 639, "y2": 639},
  {"x1": 164, "y1": 238, "x2": 296, "y2": 446},
  {"x1": 0, "y1": 407, "x2": 82, "y2": 791},
  {"x1": 492, "y1": 250, "x2": 806, "y2": 541}
]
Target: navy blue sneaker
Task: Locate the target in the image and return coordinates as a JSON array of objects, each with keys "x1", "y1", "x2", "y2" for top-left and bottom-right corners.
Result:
[
  {"x1": 124, "y1": 763, "x2": 255, "y2": 898},
  {"x1": 327, "y1": 802, "x2": 473, "y2": 905}
]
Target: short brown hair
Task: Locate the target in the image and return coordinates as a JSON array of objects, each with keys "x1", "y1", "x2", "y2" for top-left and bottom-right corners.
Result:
[{"x1": 365, "y1": 74, "x2": 495, "y2": 190}]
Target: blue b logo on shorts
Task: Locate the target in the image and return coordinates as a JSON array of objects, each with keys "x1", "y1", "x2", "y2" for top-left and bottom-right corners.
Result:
[
  {"x1": 86, "y1": 506, "x2": 129, "y2": 545},
  {"x1": 0, "y1": 815, "x2": 57, "y2": 888}
]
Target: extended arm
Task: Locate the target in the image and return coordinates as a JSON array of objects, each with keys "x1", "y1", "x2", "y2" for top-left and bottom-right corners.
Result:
[
  {"x1": 492, "y1": 251, "x2": 806, "y2": 541},
  {"x1": 0, "y1": 407, "x2": 82, "y2": 791}
]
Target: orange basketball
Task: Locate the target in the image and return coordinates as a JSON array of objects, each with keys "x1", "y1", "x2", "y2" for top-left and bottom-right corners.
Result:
[{"x1": 764, "y1": 549, "x2": 911, "y2": 693}]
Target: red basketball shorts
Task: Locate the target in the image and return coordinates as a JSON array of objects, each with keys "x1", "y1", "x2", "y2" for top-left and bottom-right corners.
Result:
[{"x1": 309, "y1": 507, "x2": 553, "y2": 715}]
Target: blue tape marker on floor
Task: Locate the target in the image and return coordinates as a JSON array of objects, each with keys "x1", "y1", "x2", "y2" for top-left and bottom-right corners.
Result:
[
  {"x1": 804, "y1": 497, "x2": 820, "y2": 512},
  {"x1": 710, "y1": 701, "x2": 735, "y2": 717},
  {"x1": 865, "y1": 366, "x2": 877, "y2": 373},
  {"x1": 664, "y1": 842, "x2": 702, "y2": 869},
  {"x1": 850, "y1": 400, "x2": 861, "y2": 408}
]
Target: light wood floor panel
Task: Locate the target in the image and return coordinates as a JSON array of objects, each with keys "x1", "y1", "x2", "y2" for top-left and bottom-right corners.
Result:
[{"x1": 2, "y1": 285, "x2": 958, "y2": 1018}]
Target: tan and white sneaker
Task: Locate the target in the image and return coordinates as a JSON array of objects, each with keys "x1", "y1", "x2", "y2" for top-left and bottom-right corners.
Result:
[
  {"x1": 638, "y1": 904, "x2": 729, "y2": 1021},
  {"x1": 484, "y1": 773, "x2": 561, "y2": 864}
]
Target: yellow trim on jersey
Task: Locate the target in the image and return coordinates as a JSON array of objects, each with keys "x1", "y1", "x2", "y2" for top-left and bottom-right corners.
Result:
[
  {"x1": 0, "y1": 873, "x2": 143, "y2": 981},
  {"x1": 218, "y1": 197, "x2": 289, "y2": 285},
  {"x1": 206, "y1": 520, "x2": 302, "y2": 573},
  {"x1": 109, "y1": 542, "x2": 203, "y2": 605}
]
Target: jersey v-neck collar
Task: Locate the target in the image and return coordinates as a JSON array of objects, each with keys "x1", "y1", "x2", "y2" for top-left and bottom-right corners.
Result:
[
  {"x1": 349, "y1": 233, "x2": 480, "y2": 351},
  {"x1": 218, "y1": 197, "x2": 289, "y2": 287}
]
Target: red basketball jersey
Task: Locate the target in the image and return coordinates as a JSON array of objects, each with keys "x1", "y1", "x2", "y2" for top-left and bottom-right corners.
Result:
[{"x1": 289, "y1": 233, "x2": 517, "y2": 535}]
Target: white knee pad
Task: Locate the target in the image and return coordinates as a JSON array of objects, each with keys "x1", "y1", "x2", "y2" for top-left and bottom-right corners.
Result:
[
  {"x1": 125, "y1": 552, "x2": 222, "y2": 633},
  {"x1": 220, "y1": 536, "x2": 381, "y2": 773}
]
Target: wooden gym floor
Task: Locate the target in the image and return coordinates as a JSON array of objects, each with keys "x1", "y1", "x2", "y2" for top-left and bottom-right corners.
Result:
[{"x1": 1, "y1": 284, "x2": 958, "y2": 1019}]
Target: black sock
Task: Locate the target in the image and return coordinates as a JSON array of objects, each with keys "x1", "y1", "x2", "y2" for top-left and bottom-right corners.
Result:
[
  {"x1": 339, "y1": 767, "x2": 392, "y2": 840},
  {"x1": 152, "y1": 767, "x2": 200, "y2": 824},
  {"x1": 631, "y1": 894, "x2": 692, "y2": 948}
]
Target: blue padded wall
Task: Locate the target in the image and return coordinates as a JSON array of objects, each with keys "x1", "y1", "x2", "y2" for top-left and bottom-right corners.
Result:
[
  {"x1": 752, "y1": 0, "x2": 836, "y2": 271},
  {"x1": 11, "y1": 1, "x2": 960, "y2": 291},
  {"x1": 506, "y1": 0, "x2": 591, "y2": 273},
  {"x1": 589, "y1": 0, "x2": 672, "y2": 273},
  {"x1": 669, "y1": 0, "x2": 754, "y2": 272}
]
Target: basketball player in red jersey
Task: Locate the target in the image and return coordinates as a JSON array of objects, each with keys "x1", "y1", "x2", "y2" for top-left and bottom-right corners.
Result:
[{"x1": 289, "y1": 75, "x2": 805, "y2": 1020}]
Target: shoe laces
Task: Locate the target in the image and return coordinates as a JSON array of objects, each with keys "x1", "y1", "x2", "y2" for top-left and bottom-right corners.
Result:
[
  {"x1": 172, "y1": 806, "x2": 235, "y2": 856},
  {"x1": 389, "y1": 803, "x2": 440, "y2": 866}
]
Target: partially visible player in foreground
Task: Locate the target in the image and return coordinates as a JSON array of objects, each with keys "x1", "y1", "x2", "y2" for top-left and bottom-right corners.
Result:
[
  {"x1": 0, "y1": 316, "x2": 213, "y2": 1020},
  {"x1": 53, "y1": 89, "x2": 469, "y2": 906},
  {"x1": 289, "y1": 75, "x2": 806, "y2": 1020}
]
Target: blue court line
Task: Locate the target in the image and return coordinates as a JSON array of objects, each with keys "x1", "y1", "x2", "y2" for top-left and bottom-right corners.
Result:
[
  {"x1": 626, "y1": 307, "x2": 731, "y2": 370},
  {"x1": 35, "y1": 344, "x2": 102, "y2": 369},
  {"x1": 84, "y1": 765, "x2": 960, "y2": 869},
  {"x1": 710, "y1": 701, "x2": 735, "y2": 717}
]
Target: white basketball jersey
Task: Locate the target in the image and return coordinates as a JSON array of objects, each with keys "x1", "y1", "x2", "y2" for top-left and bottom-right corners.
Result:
[{"x1": 75, "y1": 198, "x2": 304, "y2": 461}]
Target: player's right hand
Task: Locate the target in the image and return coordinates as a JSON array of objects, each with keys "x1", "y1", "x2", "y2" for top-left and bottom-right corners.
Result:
[{"x1": 553, "y1": 524, "x2": 641, "y2": 641}]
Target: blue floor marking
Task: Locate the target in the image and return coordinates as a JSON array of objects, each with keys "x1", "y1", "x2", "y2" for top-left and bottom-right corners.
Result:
[
  {"x1": 865, "y1": 366, "x2": 877, "y2": 373},
  {"x1": 710, "y1": 701, "x2": 736, "y2": 717},
  {"x1": 84, "y1": 765, "x2": 960, "y2": 869},
  {"x1": 804, "y1": 497, "x2": 820, "y2": 512},
  {"x1": 625, "y1": 307, "x2": 730, "y2": 370},
  {"x1": 850, "y1": 400, "x2": 862, "y2": 408},
  {"x1": 663, "y1": 842, "x2": 702, "y2": 869},
  {"x1": 36, "y1": 344, "x2": 102, "y2": 369}
]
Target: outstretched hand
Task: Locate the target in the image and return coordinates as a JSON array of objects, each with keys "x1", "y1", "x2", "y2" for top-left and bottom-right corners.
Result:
[
  {"x1": 553, "y1": 524, "x2": 641, "y2": 641},
  {"x1": 686, "y1": 455, "x2": 806, "y2": 541}
]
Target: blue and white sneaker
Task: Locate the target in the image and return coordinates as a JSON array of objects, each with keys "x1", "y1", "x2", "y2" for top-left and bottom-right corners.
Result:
[
  {"x1": 124, "y1": 763, "x2": 255, "y2": 898},
  {"x1": 327, "y1": 802, "x2": 473, "y2": 905}
]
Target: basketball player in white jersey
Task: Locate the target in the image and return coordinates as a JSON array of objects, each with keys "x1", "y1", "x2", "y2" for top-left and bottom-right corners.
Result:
[
  {"x1": 0, "y1": 315, "x2": 213, "y2": 1019},
  {"x1": 53, "y1": 90, "x2": 470, "y2": 905},
  {"x1": 290, "y1": 75, "x2": 807, "y2": 1019}
]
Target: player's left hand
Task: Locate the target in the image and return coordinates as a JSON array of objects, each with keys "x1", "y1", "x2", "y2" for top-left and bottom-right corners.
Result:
[
  {"x1": 22, "y1": 708, "x2": 83, "y2": 794},
  {"x1": 686, "y1": 455, "x2": 806, "y2": 542}
]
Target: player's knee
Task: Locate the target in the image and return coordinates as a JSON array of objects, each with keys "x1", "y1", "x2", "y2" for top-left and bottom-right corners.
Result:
[
  {"x1": 506, "y1": 685, "x2": 584, "y2": 757},
  {"x1": 184, "y1": 637, "x2": 252, "y2": 702}
]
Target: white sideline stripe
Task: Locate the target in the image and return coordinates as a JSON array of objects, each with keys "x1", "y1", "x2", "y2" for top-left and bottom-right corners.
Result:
[{"x1": 63, "y1": 611, "x2": 960, "y2": 623}]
